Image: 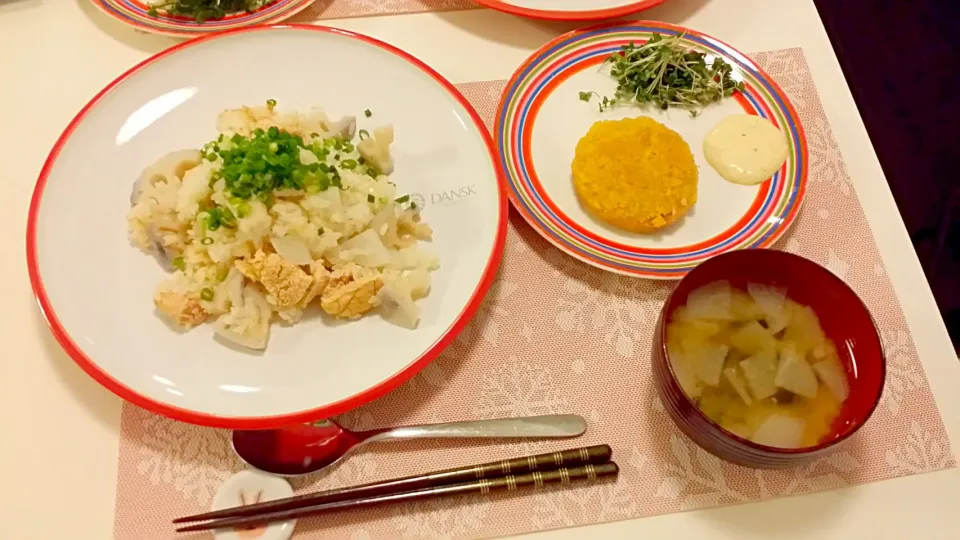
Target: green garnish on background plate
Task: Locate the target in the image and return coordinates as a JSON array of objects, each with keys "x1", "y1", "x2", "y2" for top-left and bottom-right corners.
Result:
[
  {"x1": 582, "y1": 33, "x2": 745, "y2": 116},
  {"x1": 146, "y1": 0, "x2": 276, "y2": 23}
]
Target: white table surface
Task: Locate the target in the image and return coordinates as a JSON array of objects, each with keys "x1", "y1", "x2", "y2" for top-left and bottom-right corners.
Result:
[{"x1": 2, "y1": 1, "x2": 958, "y2": 538}]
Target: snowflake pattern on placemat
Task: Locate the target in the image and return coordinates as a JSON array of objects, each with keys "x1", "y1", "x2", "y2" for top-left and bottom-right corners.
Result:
[{"x1": 112, "y1": 49, "x2": 954, "y2": 540}]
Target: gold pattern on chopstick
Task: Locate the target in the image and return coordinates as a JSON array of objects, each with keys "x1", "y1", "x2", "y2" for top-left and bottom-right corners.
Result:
[
  {"x1": 172, "y1": 450, "x2": 620, "y2": 533},
  {"x1": 533, "y1": 471, "x2": 545, "y2": 488},
  {"x1": 552, "y1": 451, "x2": 563, "y2": 466},
  {"x1": 579, "y1": 447, "x2": 589, "y2": 462},
  {"x1": 500, "y1": 459, "x2": 511, "y2": 475}
]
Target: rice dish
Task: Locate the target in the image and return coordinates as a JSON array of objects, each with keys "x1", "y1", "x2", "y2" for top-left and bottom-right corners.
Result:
[
  {"x1": 571, "y1": 116, "x2": 698, "y2": 233},
  {"x1": 128, "y1": 101, "x2": 438, "y2": 350}
]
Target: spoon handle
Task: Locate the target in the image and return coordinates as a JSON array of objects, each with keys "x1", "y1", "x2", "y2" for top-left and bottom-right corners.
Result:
[{"x1": 368, "y1": 414, "x2": 587, "y2": 442}]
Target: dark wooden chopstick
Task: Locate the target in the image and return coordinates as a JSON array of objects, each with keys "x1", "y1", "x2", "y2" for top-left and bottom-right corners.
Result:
[
  {"x1": 177, "y1": 461, "x2": 619, "y2": 533},
  {"x1": 175, "y1": 444, "x2": 611, "y2": 524}
]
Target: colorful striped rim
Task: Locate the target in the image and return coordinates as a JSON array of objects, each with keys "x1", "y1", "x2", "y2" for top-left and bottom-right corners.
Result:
[
  {"x1": 495, "y1": 21, "x2": 808, "y2": 279},
  {"x1": 89, "y1": 0, "x2": 316, "y2": 37}
]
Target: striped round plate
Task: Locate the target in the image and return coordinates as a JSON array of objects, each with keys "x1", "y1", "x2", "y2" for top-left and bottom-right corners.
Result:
[
  {"x1": 89, "y1": 0, "x2": 316, "y2": 37},
  {"x1": 495, "y1": 21, "x2": 808, "y2": 279}
]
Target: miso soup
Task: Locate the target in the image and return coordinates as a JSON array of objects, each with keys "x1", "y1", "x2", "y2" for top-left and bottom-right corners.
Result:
[{"x1": 666, "y1": 281, "x2": 849, "y2": 449}]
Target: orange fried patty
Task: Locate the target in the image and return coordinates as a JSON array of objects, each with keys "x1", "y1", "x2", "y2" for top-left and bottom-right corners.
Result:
[{"x1": 571, "y1": 116, "x2": 698, "y2": 233}]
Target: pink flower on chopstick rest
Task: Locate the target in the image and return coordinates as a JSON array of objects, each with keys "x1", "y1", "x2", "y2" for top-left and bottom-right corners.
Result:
[
  {"x1": 235, "y1": 490, "x2": 266, "y2": 539},
  {"x1": 210, "y1": 470, "x2": 297, "y2": 540}
]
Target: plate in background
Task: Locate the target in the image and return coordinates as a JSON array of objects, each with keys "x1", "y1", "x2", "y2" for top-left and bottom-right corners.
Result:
[
  {"x1": 473, "y1": 0, "x2": 668, "y2": 20},
  {"x1": 90, "y1": 0, "x2": 316, "y2": 37}
]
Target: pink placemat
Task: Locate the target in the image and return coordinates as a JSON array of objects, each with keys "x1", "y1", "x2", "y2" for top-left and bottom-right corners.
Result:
[
  {"x1": 289, "y1": 0, "x2": 477, "y2": 21},
  {"x1": 112, "y1": 48, "x2": 954, "y2": 540}
]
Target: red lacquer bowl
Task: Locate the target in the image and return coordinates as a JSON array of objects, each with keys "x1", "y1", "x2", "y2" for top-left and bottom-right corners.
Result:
[{"x1": 651, "y1": 249, "x2": 886, "y2": 469}]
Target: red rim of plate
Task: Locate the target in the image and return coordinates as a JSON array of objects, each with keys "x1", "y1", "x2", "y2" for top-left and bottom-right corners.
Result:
[
  {"x1": 25, "y1": 24, "x2": 508, "y2": 429},
  {"x1": 89, "y1": 0, "x2": 317, "y2": 37},
  {"x1": 495, "y1": 20, "x2": 808, "y2": 279},
  {"x1": 472, "y1": 0, "x2": 668, "y2": 20}
]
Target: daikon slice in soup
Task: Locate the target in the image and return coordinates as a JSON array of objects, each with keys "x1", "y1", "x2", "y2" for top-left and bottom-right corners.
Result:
[{"x1": 666, "y1": 281, "x2": 850, "y2": 449}]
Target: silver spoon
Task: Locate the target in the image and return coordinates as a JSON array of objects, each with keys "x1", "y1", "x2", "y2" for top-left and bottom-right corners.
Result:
[{"x1": 232, "y1": 414, "x2": 588, "y2": 476}]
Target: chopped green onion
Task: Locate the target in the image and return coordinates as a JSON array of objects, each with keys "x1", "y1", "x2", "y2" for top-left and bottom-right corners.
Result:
[
  {"x1": 317, "y1": 227, "x2": 325, "y2": 235},
  {"x1": 364, "y1": 109, "x2": 372, "y2": 118},
  {"x1": 201, "y1": 237, "x2": 214, "y2": 245},
  {"x1": 236, "y1": 202, "x2": 252, "y2": 218},
  {"x1": 200, "y1": 288, "x2": 214, "y2": 301},
  {"x1": 358, "y1": 129, "x2": 370, "y2": 140},
  {"x1": 291, "y1": 168, "x2": 306, "y2": 186},
  {"x1": 367, "y1": 194, "x2": 375, "y2": 203},
  {"x1": 221, "y1": 206, "x2": 235, "y2": 221},
  {"x1": 172, "y1": 257, "x2": 186, "y2": 271},
  {"x1": 266, "y1": 99, "x2": 277, "y2": 108},
  {"x1": 410, "y1": 202, "x2": 418, "y2": 210},
  {"x1": 196, "y1": 124, "x2": 356, "y2": 202},
  {"x1": 216, "y1": 267, "x2": 229, "y2": 282},
  {"x1": 395, "y1": 195, "x2": 410, "y2": 203},
  {"x1": 341, "y1": 159, "x2": 357, "y2": 170}
]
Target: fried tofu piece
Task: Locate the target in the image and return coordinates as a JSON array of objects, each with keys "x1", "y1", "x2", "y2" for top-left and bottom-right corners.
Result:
[
  {"x1": 154, "y1": 291, "x2": 207, "y2": 327},
  {"x1": 236, "y1": 251, "x2": 324, "y2": 309},
  {"x1": 321, "y1": 264, "x2": 383, "y2": 319}
]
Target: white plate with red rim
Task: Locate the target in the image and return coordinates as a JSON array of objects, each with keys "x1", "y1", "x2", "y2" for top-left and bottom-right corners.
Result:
[
  {"x1": 473, "y1": 0, "x2": 668, "y2": 20},
  {"x1": 27, "y1": 25, "x2": 506, "y2": 429}
]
